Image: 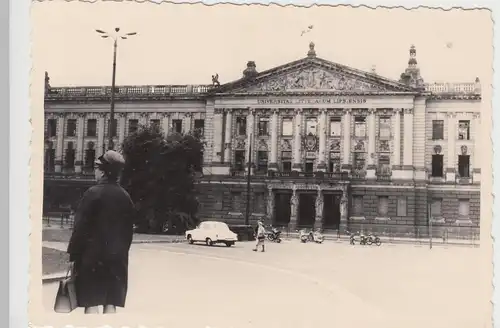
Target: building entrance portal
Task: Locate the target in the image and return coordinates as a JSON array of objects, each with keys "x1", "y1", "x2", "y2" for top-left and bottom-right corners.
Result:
[
  {"x1": 323, "y1": 193, "x2": 341, "y2": 229},
  {"x1": 298, "y1": 193, "x2": 316, "y2": 228},
  {"x1": 274, "y1": 193, "x2": 291, "y2": 227}
]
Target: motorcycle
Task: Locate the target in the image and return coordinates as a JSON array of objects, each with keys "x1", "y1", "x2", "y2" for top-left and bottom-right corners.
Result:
[
  {"x1": 367, "y1": 233, "x2": 382, "y2": 246},
  {"x1": 299, "y1": 229, "x2": 324, "y2": 244},
  {"x1": 346, "y1": 230, "x2": 356, "y2": 245},
  {"x1": 265, "y1": 226, "x2": 282, "y2": 243},
  {"x1": 358, "y1": 232, "x2": 369, "y2": 245}
]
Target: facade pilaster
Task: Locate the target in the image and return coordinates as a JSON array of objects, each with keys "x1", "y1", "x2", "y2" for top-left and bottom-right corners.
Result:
[
  {"x1": 403, "y1": 108, "x2": 414, "y2": 169},
  {"x1": 224, "y1": 109, "x2": 232, "y2": 164},
  {"x1": 392, "y1": 109, "x2": 401, "y2": 167},
  {"x1": 472, "y1": 113, "x2": 481, "y2": 182},
  {"x1": 293, "y1": 108, "x2": 303, "y2": 171},
  {"x1": 211, "y1": 108, "x2": 224, "y2": 164},
  {"x1": 339, "y1": 187, "x2": 349, "y2": 231},
  {"x1": 162, "y1": 113, "x2": 170, "y2": 136},
  {"x1": 184, "y1": 113, "x2": 192, "y2": 133},
  {"x1": 118, "y1": 113, "x2": 126, "y2": 148},
  {"x1": 341, "y1": 109, "x2": 351, "y2": 170},
  {"x1": 97, "y1": 113, "x2": 106, "y2": 156},
  {"x1": 245, "y1": 108, "x2": 255, "y2": 174},
  {"x1": 139, "y1": 112, "x2": 148, "y2": 127},
  {"x1": 314, "y1": 187, "x2": 324, "y2": 229},
  {"x1": 269, "y1": 109, "x2": 279, "y2": 170},
  {"x1": 366, "y1": 108, "x2": 377, "y2": 179},
  {"x1": 317, "y1": 108, "x2": 327, "y2": 171},
  {"x1": 54, "y1": 114, "x2": 65, "y2": 173},
  {"x1": 289, "y1": 185, "x2": 298, "y2": 230},
  {"x1": 267, "y1": 185, "x2": 275, "y2": 223},
  {"x1": 75, "y1": 113, "x2": 85, "y2": 173},
  {"x1": 446, "y1": 112, "x2": 457, "y2": 182}
]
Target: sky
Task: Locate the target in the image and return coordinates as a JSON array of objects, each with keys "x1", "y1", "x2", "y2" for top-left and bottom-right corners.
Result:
[{"x1": 31, "y1": 2, "x2": 493, "y2": 88}]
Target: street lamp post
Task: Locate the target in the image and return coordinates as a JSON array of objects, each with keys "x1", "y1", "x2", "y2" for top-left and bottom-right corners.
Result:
[{"x1": 96, "y1": 28, "x2": 137, "y2": 151}]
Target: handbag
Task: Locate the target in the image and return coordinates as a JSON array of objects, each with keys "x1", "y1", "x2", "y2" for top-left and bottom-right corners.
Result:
[{"x1": 53, "y1": 263, "x2": 78, "y2": 313}]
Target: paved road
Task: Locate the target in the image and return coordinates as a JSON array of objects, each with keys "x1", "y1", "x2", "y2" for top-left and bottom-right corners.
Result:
[{"x1": 42, "y1": 240, "x2": 488, "y2": 328}]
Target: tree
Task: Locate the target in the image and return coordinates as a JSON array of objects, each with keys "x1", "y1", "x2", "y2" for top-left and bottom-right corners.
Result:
[{"x1": 120, "y1": 124, "x2": 204, "y2": 234}]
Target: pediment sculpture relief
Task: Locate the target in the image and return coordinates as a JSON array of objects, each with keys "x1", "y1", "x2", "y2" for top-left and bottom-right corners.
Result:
[{"x1": 251, "y1": 68, "x2": 388, "y2": 92}]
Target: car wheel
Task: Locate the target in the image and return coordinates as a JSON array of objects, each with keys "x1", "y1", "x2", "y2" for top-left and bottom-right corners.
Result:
[
  {"x1": 206, "y1": 238, "x2": 213, "y2": 246},
  {"x1": 187, "y1": 235, "x2": 194, "y2": 244},
  {"x1": 225, "y1": 241, "x2": 233, "y2": 247}
]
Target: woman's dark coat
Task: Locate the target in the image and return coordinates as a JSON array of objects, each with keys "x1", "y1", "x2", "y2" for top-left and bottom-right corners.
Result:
[{"x1": 67, "y1": 177, "x2": 136, "y2": 308}]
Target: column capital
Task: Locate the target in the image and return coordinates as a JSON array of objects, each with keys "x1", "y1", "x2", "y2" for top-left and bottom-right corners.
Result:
[
  {"x1": 55, "y1": 112, "x2": 65, "y2": 119},
  {"x1": 403, "y1": 108, "x2": 413, "y2": 115},
  {"x1": 97, "y1": 112, "x2": 107, "y2": 118},
  {"x1": 342, "y1": 108, "x2": 351, "y2": 115},
  {"x1": 294, "y1": 108, "x2": 303, "y2": 115},
  {"x1": 319, "y1": 108, "x2": 327, "y2": 114},
  {"x1": 393, "y1": 108, "x2": 403, "y2": 114},
  {"x1": 224, "y1": 108, "x2": 233, "y2": 114},
  {"x1": 447, "y1": 112, "x2": 457, "y2": 118},
  {"x1": 247, "y1": 107, "x2": 256, "y2": 115},
  {"x1": 272, "y1": 108, "x2": 280, "y2": 115},
  {"x1": 139, "y1": 112, "x2": 149, "y2": 118},
  {"x1": 76, "y1": 113, "x2": 86, "y2": 118},
  {"x1": 214, "y1": 108, "x2": 224, "y2": 114},
  {"x1": 162, "y1": 112, "x2": 171, "y2": 118},
  {"x1": 117, "y1": 112, "x2": 127, "y2": 118},
  {"x1": 368, "y1": 108, "x2": 376, "y2": 115}
]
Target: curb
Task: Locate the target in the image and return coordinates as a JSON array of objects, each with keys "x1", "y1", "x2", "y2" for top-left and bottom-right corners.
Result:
[{"x1": 132, "y1": 239, "x2": 186, "y2": 244}]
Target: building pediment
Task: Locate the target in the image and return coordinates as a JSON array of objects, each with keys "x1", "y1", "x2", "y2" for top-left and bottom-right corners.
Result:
[{"x1": 215, "y1": 57, "x2": 420, "y2": 95}]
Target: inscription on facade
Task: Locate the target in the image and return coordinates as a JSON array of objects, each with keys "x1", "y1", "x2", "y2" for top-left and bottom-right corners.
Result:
[{"x1": 256, "y1": 97, "x2": 367, "y2": 105}]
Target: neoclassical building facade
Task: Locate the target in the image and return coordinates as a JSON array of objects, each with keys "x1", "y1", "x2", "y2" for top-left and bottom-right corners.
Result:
[{"x1": 44, "y1": 43, "x2": 482, "y2": 234}]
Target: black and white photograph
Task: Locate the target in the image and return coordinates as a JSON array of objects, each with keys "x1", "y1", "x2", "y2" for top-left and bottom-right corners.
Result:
[{"x1": 29, "y1": 2, "x2": 493, "y2": 327}]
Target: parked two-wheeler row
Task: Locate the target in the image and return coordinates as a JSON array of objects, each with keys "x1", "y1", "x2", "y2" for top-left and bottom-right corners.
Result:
[
  {"x1": 347, "y1": 230, "x2": 382, "y2": 246},
  {"x1": 299, "y1": 229, "x2": 324, "y2": 244}
]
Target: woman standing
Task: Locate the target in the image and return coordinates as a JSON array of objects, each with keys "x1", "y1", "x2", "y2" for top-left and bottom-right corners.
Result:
[{"x1": 67, "y1": 150, "x2": 136, "y2": 314}]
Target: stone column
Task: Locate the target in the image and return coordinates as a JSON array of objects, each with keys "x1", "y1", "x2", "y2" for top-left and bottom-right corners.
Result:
[
  {"x1": 472, "y1": 113, "x2": 481, "y2": 182},
  {"x1": 403, "y1": 108, "x2": 414, "y2": 169},
  {"x1": 289, "y1": 185, "x2": 298, "y2": 229},
  {"x1": 339, "y1": 187, "x2": 349, "y2": 231},
  {"x1": 314, "y1": 187, "x2": 324, "y2": 230},
  {"x1": 446, "y1": 113, "x2": 457, "y2": 181},
  {"x1": 118, "y1": 113, "x2": 126, "y2": 147},
  {"x1": 245, "y1": 108, "x2": 255, "y2": 174},
  {"x1": 342, "y1": 109, "x2": 351, "y2": 170},
  {"x1": 211, "y1": 108, "x2": 224, "y2": 163},
  {"x1": 392, "y1": 109, "x2": 401, "y2": 168},
  {"x1": 224, "y1": 109, "x2": 232, "y2": 163},
  {"x1": 269, "y1": 109, "x2": 279, "y2": 170},
  {"x1": 317, "y1": 108, "x2": 327, "y2": 171},
  {"x1": 54, "y1": 114, "x2": 65, "y2": 173},
  {"x1": 75, "y1": 113, "x2": 85, "y2": 173},
  {"x1": 162, "y1": 113, "x2": 170, "y2": 136},
  {"x1": 184, "y1": 113, "x2": 192, "y2": 133},
  {"x1": 97, "y1": 113, "x2": 105, "y2": 156},
  {"x1": 292, "y1": 108, "x2": 303, "y2": 171},
  {"x1": 366, "y1": 108, "x2": 377, "y2": 179},
  {"x1": 266, "y1": 185, "x2": 275, "y2": 224},
  {"x1": 139, "y1": 112, "x2": 148, "y2": 126}
]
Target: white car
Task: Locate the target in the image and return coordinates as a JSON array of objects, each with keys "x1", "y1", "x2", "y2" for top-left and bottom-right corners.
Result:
[{"x1": 185, "y1": 221, "x2": 238, "y2": 247}]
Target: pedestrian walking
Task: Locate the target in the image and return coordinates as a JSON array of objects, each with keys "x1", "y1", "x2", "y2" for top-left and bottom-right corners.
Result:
[
  {"x1": 66, "y1": 150, "x2": 136, "y2": 314},
  {"x1": 253, "y1": 220, "x2": 266, "y2": 252}
]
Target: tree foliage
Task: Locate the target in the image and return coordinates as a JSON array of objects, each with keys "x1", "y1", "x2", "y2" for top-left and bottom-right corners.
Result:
[{"x1": 120, "y1": 125, "x2": 204, "y2": 234}]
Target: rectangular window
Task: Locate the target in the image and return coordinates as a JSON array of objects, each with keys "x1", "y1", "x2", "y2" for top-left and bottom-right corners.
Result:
[
  {"x1": 458, "y1": 199, "x2": 470, "y2": 219},
  {"x1": 281, "y1": 151, "x2": 292, "y2": 172},
  {"x1": 282, "y1": 118, "x2": 293, "y2": 136},
  {"x1": 47, "y1": 119, "x2": 57, "y2": 137},
  {"x1": 329, "y1": 117, "x2": 341, "y2": 137},
  {"x1": 253, "y1": 192, "x2": 264, "y2": 213},
  {"x1": 87, "y1": 119, "x2": 97, "y2": 137},
  {"x1": 397, "y1": 197, "x2": 407, "y2": 216},
  {"x1": 329, "y1": 152, "x2": 341, "y2": 172},
  {"x1": 432, "y1": 120, "x2": 444, "y2": 140},
  {"x1": 353, "y1": 152, "x2": 366, "y2": 170},
  {"x1": 128, "y1": 119, "x2": 139, "y2": 134},
  {"x1": 379, "y1": 117, "x2": 391, "y2": 139},
  {"x1": 352, "y1": 196, "x2": 364, "y2": 216},
  {"x1": 172, "y1": 119, "x2": 182, "y2": 133},
  {"x1": 107, "y1": 119, "x2": 117, "y2": 137},
  {"x1": 66, "y1": 119, "x2": 77, "y2": 137},
  {"x1": 377, "y1": 196, "x2": 389, "y2": 217},
  {"x1": 150, "y1": 119, "x2": 160, "y2": 129},
  {"x1": 258, "y1": 117, "x2": 269, "y2": 136},
  {"x1": 257, "y1": 151, "x2": 268, "y2": 173},
  {"x1": 234, "y1": 150, "x2": 245, "y2": 171},
  {"x1": 430, "y1": 198, "x2": 442, "y2": 218},
  {"x1": 458, "y1": 155, "x2": 470, "y2": 178},
  {"x1": 194, "y1": 119, "x2": 205, "y2": 136},
  {"x1": 305, "y1": 118, "x2": 317, "y2": 136},
  {"x1": 458, "y1": 120, "x2": 470, "y2": 140},
  {"x1": 304, "y1": 161, "x2": 314, "y2": 173},
  {"x1": 231, "y1": 192, "x2": 242, "y2": 212},
  {"x1": 431, "y1": 154, "x2": 444, "y2": 177},
  {"x1": 354, "y1": 116, "x2": 366, "y2": 138},
  {"x1": 236, "y1": 117, "x2": 247, "y2": 136}
]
